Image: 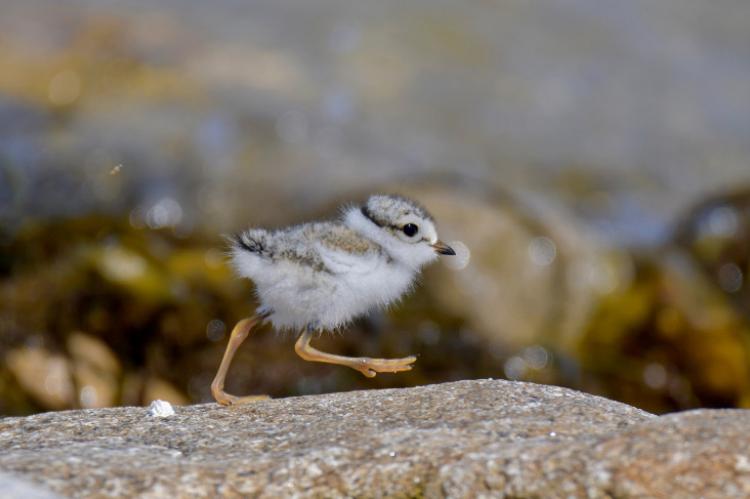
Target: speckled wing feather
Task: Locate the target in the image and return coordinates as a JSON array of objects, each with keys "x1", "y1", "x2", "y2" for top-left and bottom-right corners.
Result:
[
  {"x1": 316, "y1": 223, "x2": 380, "y2": 255},
  {"x1": 234, "y1": 222, "x2": 382, "y2": 274}
]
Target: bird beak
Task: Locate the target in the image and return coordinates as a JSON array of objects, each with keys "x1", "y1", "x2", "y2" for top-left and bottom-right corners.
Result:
[{"x1": 431, "y1": 240, "x2": 456, "y2": 256}]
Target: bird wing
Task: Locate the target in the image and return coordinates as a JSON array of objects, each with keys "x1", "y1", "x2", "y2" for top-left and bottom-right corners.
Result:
[
  {"x1": 235, "y1": 222, "x2": 382, "y2": 275},
  {"x1": 314, "y1": 223, "x2": 383, "y2": 275}
]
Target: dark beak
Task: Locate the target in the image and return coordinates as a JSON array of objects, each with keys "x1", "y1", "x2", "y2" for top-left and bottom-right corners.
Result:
[{"x1": 431, "y1": 240, "x2": 456, "y2": 256}]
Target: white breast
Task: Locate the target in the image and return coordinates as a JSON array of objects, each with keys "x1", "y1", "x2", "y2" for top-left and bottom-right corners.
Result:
[
  {"x1": 251, "y1": 246, "x2": 415, "y2": 331},
  {"x1": 313, "y1": 245, "x2": 415, "y2": 328}
]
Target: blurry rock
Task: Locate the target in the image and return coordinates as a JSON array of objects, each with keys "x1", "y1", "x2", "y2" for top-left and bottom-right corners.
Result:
[
  {"x1": 119, "y1": 372, "x2": 189, "y2": 407},
  {"x1": 6, "y1": 347, "x2": 74, "y2": 410},
  {"x1": 0, "y1": 217, "x2": 244, "y2": 413},
  {"x1": 67, "y1": 331, "x2": 121, "y2": 375},
  {"x1": 67, "y1": 332, "x2": 121, "y2": 408},
  {"x1": 2, "y1": 379, "x2": 750, "y2": 497},
  {"x1": 659, "y1": 253, "x2": 750, "y2": 404},
  {"x1": 578, "y1": 249, "x2": 750, "y2": 412},
  {"x1": 572, "y1": 187, "x2": 750, "y2": 413},
  {"x1": 70, "y1": 362, "x2": 117, "y2": 409},
  {"x1": 142, "y1": 376, "x2": 188, "y2": 406},
  {"x1": 93, "y1": 246, "x2": 171, "y2": 302},
  {"x1": 120, "y1": 371, "x2": 146, "y2": 407},
  {"x1": 673, "y1": 188, "x2": 750, "y2": 319},
  {"x1": 388, "y1": 183, "x2": 629, "y2": 352}
]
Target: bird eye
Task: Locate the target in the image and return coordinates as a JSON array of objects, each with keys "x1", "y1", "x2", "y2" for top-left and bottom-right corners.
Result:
[{"x1": 402, "y1": 223, "x2": 419, "y2": 237}]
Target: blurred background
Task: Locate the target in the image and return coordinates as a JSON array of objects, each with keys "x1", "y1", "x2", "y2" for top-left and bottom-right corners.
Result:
[{"x1": 1, "y1": 0, "x2": 749, "y2": 416}]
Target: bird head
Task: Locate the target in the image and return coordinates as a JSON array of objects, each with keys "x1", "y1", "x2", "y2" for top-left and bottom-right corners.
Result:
[{"x1": 346, "y1": 194, "x2": 455, "y2": 269}]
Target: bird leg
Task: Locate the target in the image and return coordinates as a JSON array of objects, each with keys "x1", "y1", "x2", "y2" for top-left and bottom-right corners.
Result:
[
  {"x1": 294, "y1": 327, "x2": 416, "y2": 378},
  {"x1": 211, "y1": 315, "x2": 270, "y2": 406}
]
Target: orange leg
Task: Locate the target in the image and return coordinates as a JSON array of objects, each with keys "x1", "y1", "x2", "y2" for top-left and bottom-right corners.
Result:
[
  {"x1": 211, "y1": 316, "x2": 269, "y2": 406},
  {"x1": 294, "y1": 327, "x2": 416, "y2": 378}
]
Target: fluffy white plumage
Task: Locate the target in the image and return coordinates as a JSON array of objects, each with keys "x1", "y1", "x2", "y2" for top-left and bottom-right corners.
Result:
[{"x1": 230, "y1": 194, "x2": 453, "y2": 331}]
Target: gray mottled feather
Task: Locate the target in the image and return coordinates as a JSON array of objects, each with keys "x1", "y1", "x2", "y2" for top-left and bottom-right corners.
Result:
[{"x1": 235, "y1": 222, "x2": 383, "y2": 273}]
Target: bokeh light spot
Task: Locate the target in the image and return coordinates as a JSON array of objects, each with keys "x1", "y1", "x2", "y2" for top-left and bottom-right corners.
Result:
[
  {"x1": 48, "y1": 69, "x2": 82, "y2": 105},
  {"x1": 522, "y1": 345, "x2": 549, "y2": 370},
  {"x1": 717, "y1": 262, "x2": 743, "y2": 293},
  {"x1": 705, "y1": 206, "x2": 739, "y2": 238},
  {"x1": 528, "y1": 236, "x2": 557, "y2": 266},
  {"x1": 80, "y1": 385, "x2": 98, "y2": 408},
  {"x1": 146, "y1": 198, "x2": 183, "y2": 229},
  {"x1": 504, "y1": 356, "x2": 527, "y2": 380},
  {"x1": 643, "y1": 363, "x2": 668, "y2": 389},
  {"x1": 206, "y1": 319, "x2": 226, "y2": 342}
]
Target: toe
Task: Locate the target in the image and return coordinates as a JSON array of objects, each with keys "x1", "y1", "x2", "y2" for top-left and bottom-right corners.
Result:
[
  {"x1": 215, "y1": 394, "x2": 236, "y2": 406},
  {"x1": 234, "y1": 395, "x2": 270, "y2": 405}
]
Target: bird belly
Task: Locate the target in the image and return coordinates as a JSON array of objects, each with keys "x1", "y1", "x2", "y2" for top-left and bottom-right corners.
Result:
[
  {"x1": 258, "y1": 255, "x2": 414, "y2": 331},
  {"x1": 252, "y1": 261, "x2": 330, "y2": 330},
  {"x1": 316, "y1": 265, "x2": 412, "y2": 329}
]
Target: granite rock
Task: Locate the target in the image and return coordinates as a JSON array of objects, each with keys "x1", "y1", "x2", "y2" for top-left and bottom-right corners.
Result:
[
  {"x1": 0, "y1": 472, "x2": 62, "y2": 499},
  {"x1": 1, "y1": 379, "x2": 748, "y2": 497}
]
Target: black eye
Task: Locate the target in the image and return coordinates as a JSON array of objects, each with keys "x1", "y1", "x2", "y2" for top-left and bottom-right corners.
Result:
[{"x1": 402, "y1": 223, "x2": 419, "y2": 237}]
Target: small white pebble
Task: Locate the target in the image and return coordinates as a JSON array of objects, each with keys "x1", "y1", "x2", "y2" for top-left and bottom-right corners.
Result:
[
  {"x1": 147, "y1": 399, "x2": 175, "y2": 418},
  {"x1": 442, "y1": 240, "x2": 471, "y2": 270}
]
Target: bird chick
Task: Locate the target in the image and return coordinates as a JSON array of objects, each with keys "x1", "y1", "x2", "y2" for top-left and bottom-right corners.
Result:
[{"x1": 211, "y1": 194, "x2": 456, "y2": 405}]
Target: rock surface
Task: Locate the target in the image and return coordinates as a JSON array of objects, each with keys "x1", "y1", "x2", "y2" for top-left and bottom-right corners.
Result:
[
  {"x1": 0, "y1": 472, "x2": 62, "y2": 499},
  {"x1": 1, "y1": 379, "x2": 749, "y2": 497}
]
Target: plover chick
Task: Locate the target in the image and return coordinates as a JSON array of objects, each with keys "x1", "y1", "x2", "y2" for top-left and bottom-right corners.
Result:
[{"x1": 211, "y1": 194, "x2": 457, "y2": 406}]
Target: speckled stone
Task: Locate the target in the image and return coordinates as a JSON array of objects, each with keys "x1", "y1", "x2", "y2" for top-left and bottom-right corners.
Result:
[{"x1": 1, "y1": 380, "x2": 747, "y2": 497}]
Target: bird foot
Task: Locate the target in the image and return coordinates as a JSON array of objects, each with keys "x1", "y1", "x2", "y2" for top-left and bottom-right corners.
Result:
[
  {"x1": 353, "y1": 355, "x2": 417, "y2": 378},
  {"x1": 212, "y1": 386, "x2": 270, "y2": 406}
]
